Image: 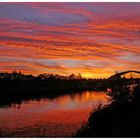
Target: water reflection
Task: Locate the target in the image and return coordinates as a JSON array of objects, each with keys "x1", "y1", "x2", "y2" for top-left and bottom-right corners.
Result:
[{"x1": 0, "y1": 91, "x2": 109, "y2": 137}]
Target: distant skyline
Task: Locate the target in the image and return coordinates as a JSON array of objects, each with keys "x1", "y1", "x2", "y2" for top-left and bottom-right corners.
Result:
[{"x1": 0, "y1": 3, "x2": 140, "y2": 78}]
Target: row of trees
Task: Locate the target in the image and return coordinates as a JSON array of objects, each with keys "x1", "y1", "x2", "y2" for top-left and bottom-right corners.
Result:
[{"x1": 0, "y1": 71, "x2": 106, "y2": 81}]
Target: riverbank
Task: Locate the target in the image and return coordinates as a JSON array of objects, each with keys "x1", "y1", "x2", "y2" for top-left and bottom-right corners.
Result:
[
  {"x1": 76, "y1": 84, "x2": 140, "y2": 137},
  {"x1": 0, "y1": 79, "x2": 107, "y2": 107},
  {"x1": 0, "y1": 72, "x2": 107, "y2": 107}
]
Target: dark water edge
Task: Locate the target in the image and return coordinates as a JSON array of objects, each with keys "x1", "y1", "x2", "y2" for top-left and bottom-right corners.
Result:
[
  {"x1": 0, "y1": 87, "x2": 105, "y2": 108},
  {"x1": 75, "y1": 85, "x2": 140, "y2": 137},
  {"x1": 0, "y1": 78, "x2": 107, "y2": 107}
]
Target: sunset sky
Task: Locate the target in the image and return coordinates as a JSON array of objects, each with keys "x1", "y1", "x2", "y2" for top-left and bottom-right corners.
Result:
[{"x1": 0, "y1": 3, "x2": 140, "y2": 78}]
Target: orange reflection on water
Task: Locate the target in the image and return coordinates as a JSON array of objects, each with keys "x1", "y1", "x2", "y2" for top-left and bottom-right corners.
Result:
[{"x1": 0, "y1": 91, "x2": 109, "y2": 137}]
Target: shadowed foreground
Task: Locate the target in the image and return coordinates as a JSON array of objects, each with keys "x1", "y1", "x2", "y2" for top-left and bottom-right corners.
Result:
[{"x1": 76, "y1": 84, "x2": 140, "y2": 137}]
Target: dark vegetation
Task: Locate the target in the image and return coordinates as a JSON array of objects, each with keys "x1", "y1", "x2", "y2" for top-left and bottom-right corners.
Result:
[
  {"x1": 76, "y1": 82, "x2": 140, "y2": 137},
  {"x1": 0, "y1": 71, "x2": 107, "y2": 107}
]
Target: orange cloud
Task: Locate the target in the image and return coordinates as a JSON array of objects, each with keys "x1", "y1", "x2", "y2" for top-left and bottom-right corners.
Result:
[{"x1": 0, "y1": 3, "x2": 140, "y2": 78}]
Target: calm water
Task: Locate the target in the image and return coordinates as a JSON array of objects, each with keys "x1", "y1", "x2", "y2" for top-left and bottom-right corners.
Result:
[{"x1": 0, "y1": 91, "x2": 110, "y2": 137}]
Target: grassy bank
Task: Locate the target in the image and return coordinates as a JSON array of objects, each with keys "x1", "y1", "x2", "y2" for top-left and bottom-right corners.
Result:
[{"x1": 76, "y1": 84, "x2": 140, "y2": 137}]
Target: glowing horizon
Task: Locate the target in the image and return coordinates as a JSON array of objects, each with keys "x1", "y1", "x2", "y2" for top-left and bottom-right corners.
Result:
[{"x1": 0, "y1": 3, "x2": 140, "y2": 78}]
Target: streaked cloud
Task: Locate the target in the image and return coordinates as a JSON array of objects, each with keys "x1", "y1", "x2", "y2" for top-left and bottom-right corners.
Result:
[{"x1": 0, "y1": 3, "x2": 140, "y2": 78}]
